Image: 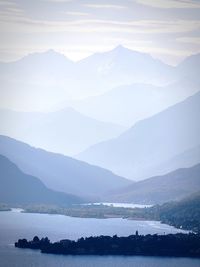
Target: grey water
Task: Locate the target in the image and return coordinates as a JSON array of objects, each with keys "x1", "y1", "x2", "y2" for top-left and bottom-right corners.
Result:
[{"x1": 0, "y1": 209, "x2": 199, "y2": 267}]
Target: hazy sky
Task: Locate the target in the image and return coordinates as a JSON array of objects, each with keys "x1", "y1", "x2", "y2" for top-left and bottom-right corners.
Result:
[{"x1": 0, "y1": 0, "x2": 200, "y2": 65}]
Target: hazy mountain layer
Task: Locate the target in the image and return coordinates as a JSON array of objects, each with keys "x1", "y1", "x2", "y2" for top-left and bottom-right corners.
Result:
[
  {"x1": 106, "y1": 164, "x2": 200, "y2": 204},
  {"x1": 0, "y1": 155, "x2": 84, "y2": 206},
  {"x1": 0, "y1": 46, "x2": 175, "y2": 111},
  {"x1": 78, "y1": 91, "x2": 200, "y2": 180},
  {"x1": 0, "y1": 135, "x2": 131, "y2": 198},
  {"x1": 0, "y1": 107, "x2": 124, "y2": 156},
  {"x1": 69, "y1": 79, "x2": 199, "y2": 126},
  {"x1": 154, "y1": 145, "x2": 200, "y2": 176}
]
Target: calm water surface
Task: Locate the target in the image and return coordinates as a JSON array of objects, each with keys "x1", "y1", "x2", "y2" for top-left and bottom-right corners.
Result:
[{"x1": 0, "y1": 209, "x2": 199, "y2": 267}]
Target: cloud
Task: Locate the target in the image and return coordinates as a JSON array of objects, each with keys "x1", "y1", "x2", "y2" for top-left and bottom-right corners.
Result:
[
  {"x1": 84, "y1": 4, "x2": 127, "y2": 9},
  {"x1": 0, "y1": 1, "x2": 199, "y2": 36},
  {"x1": 135, "y1": 0, "x2": 200, "y2": 9},
  {"x1": 42, "y1": 0, "x2": 72, "y2": 2},
  {"x1": 0, "y1": 0, "x2": 199, "y2": 64},
  {"x1": 64, "y1": 11, "x2": 89, "y2": 16},
  {"x1": 0, "y1": 1, "x2": 17, "y2": 6},
  {"x1": 177, "y1": 37, "x2": 200, "y2": 44}
]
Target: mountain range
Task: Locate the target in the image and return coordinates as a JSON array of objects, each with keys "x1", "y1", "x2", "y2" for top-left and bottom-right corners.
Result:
[
  {"x1": 77, "y1": 91, "x2": 200, "y2": 180},
  {"x1": 0, "y1": 107, "x2": 124, "y2": 156},
  {"x1": 106, "y1": 164, "x2": 200, "y2": 204},
  {"x1": 0, "y1": 135, "x2": 130, "y2": 198},
  {"x1": 1, "y1": 45, "x2": 196, "y2": 112},
  {"x1": 0, "y1": 47, "x2": 199, "y2": 157},
  {"x1": 1, "y1": 46, "x2": 200, "y2": 206},
  {"x1": 68, "y1": 79, "x2": 199, "y2": 126},
  {"x1": 0, "y1": 154, "x2": 84, "y2": 206}
]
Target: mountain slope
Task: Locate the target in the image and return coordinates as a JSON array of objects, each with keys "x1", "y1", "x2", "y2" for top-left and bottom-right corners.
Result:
[
  {"x1": 154, "y1": 191, "x2": 200, "y2": 232},
  {"x1": 0, "y1": 50, "x2": 75, "y2": 111},
  {"x1": 70, "y1": 79, "x2": 199, "y2": 126},
  {"x1": 154, "y1": 145, "x2": 200, "y2": 176},
  {"x1": 0, "y1": 107, "x2": 124, "y2": 156},
  {"x1": 0, "y1": 135, "x2": 131, "y2": 197},
  {"x1": 77, "y1": 45, "x2": 174, "y2": 87},
  {"x1": 106, "y1": 164, "x2": 200, "y2": 204},
  {"x1": 0, "y1": 155, "x2": 83, "y2": 206},
  {"x1": 177, "y1": 53, "x2": 200, "y2": 81},
  {"x1": 78, "y1": 91, "x2": 200, "y2": 180}
]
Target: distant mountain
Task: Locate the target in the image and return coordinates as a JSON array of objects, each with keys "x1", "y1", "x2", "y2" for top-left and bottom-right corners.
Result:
[
  {"x1": 0, "y1": 50, "x2": 75, "y2": 111},
  {"x1": 69, "y1": 79, "x2": 199, "y2": 126},
  {"x1": 78, "y1": 91, "x2": 200, "y2": 180},
  {"x1": 1, "y1": 48, "x2": 200, "y2": 113},
  {"x1": 0, "y1": 107, "x2": 124, "y2": 156},
  {"x1": 0, "y1": 135, "x2": 130, "y2": 197},
  {"x1": 0, "y1": 154, "x2": 84, "y2": 206},
  {"x1": 106, "y1": 164, "x2": 200, "y2": 204},
  {"x1": 77, "y1": 45, "x2": 174, "y2": 87},
  {"x1": 154, "y1": 145, "x2": 200, "y2": 176},
  {"x1": 0, "y1": 46, "x2": 175, "y2": 111},
  {"x1": 177, "y1": 53, "x2": 200, "y2": 81},
  {"x1": 0, "y1": 50, "x2": 74, "y2": 80}
]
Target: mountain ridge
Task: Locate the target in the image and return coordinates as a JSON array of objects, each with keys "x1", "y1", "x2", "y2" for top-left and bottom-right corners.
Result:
[
  {"x1": 105, "y1": 163, "x2": 200, "y2": 204},
  {"x1": 77, "y1": 91, "x2": 200, "y2": 180},
  {"x1": 0, "y1": 135, "x2": 131, "y2": 198},
  {"x1": 0, "y1": 154, "x2": 84, "y2": 206},
  {"x1": 0, "y1": 107, "x2": 125, "y2": 156}
]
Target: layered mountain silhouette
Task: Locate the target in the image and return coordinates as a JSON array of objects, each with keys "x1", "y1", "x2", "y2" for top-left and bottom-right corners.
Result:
[
  {"x1": 0, "y1": 46, "x2": 175, "y2": 111},
  {"x1": 78, "y1": 91, "x2": 200, "y2": 180},
  {"x1": 69, "y1": 79, "x2": 199, "y2": 126},
  {"x1": 76, "y1": 45, "x2": 174, "y2": 87},
  {"x1": 0, "y1": 135, "x2": 131, "y2": 198},
  {"x1": 1, "y1": 47, "x2": 200, "y2": 113},
  {"x1": 0, "y1": 154, "x2": 84, "y2": 206},
  {"x1": 106, "y1": 164, "x2": 200, "y2": 204},
  {"x1": 176, "y1": 52, "x2": 200, "y2": 81},
  {"x1": 0, "y1": 107, "x2": 124, "y2": 156},
  {"x1": 0, "y1": 50, "x2": 75, "y2": 111},
  {"x1": 154, "y1": 145, "x2": 200, "y2": 176}
]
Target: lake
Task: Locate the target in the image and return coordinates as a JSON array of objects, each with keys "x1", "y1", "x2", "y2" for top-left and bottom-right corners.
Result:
[{"x1": 0, "y1": 209, "x2": 199, "y2": 267}]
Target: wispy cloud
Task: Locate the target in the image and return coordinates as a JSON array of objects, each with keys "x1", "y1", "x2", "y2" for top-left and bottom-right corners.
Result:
[
  {"x1": 64, "y1": 11, "x2": 89, "y2": 16},
  {"x1": 42, "y1": 0, "x2": 72, "y2": 2},
  {"x1": 135, "y1": 0, "x2": 200, "y2": 9},
  {"x1": 84, "y1": 4, "x2": 127, "y2": 9},
  {"x1": 177, "y1": 36, "x2": 200, "y2": 44},
  {"x1": 1, "y1": 16, "x2": 199, "y2": 35},
  {"x1": 0, "y1": 1, "x2": 17, "y2": 6},
  {"x1": 0, "y1": 0, "x2": 200, "y2": 64}
]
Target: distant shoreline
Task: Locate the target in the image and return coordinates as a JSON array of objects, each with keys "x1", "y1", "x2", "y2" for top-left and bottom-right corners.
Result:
[{"x1": 0, "y1": 202, "x2": 197, "y2": 233}]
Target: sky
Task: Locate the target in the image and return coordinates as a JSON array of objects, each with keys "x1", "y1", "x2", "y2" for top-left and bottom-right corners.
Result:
[{"x1": 0, "y1": 0, "x2": 200, "y2": 65}]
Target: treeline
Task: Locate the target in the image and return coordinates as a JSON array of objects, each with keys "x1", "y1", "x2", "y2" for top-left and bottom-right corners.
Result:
[
  {"x1": 0, "y1": 203, "x2": 11, "y2": 211},
  {"x1": 15, "y1": 233, "x2": 200, "y2": 257},
  {"x1": 23, "y1": 204, "x2": 147, "y2": 219},
  {"x1": 152, "y1": 192, "x2": 200, "y2": 233},
  {"x1": 23, "y1": 191, "x2": 200, "y2": 233}
]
